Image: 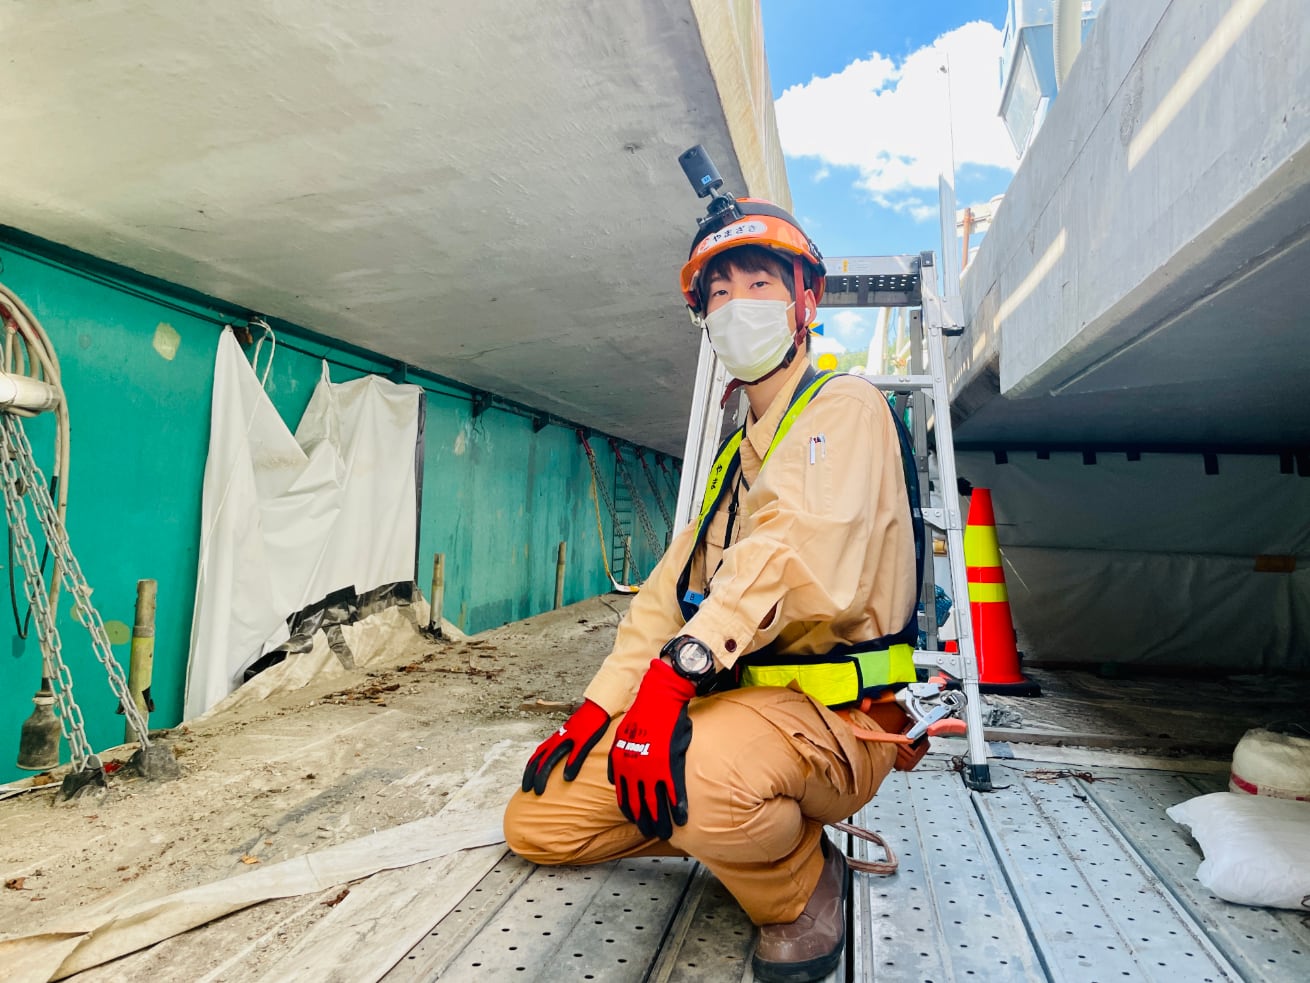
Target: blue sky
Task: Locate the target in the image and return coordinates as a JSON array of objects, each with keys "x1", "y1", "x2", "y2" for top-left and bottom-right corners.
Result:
[{"x1": 759, "y1": 1, "x2": 1018, "y2": 358}]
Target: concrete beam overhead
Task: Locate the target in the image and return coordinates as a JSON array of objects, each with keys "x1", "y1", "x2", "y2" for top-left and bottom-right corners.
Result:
[
  {"x1": 957, "y1": 0, "x2": 1310, "y2": 449},
  {"x1": 0, "y1": 0, "x2": 790, "y2": 458}
]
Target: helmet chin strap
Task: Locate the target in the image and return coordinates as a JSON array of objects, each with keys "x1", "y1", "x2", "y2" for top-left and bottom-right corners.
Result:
[{"x1": 792, "y1": 257, "x2": 808, "y2": 332}]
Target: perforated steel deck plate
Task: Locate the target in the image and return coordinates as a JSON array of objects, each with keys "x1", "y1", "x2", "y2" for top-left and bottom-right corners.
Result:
[
  {"x1": 393, "y1": 855, "x2": 696, "y2": 980},
  {"x1": 387, "y1": 757, "x2": 1310, "y2": 983},
  {"x1": 645, "y1": 864, "x2": 755, "y2": 982},
  {"x1": 1080, "y1": 769, "x2": 1310, "y2": 982},
  {"x1": 975, "y1": 765, "x2": 1239, "y2": 982},
  {"x1": 848, "y1": 763, "x2": 1046, "y2": 981},
  {"x1": 387, "y1": 854, "x2": 536, "y2": 981}
]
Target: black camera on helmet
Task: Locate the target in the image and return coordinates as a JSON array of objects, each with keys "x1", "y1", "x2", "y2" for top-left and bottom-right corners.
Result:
[{"x1": 679, "y1": 144, "x2": 741, "y2": 228}]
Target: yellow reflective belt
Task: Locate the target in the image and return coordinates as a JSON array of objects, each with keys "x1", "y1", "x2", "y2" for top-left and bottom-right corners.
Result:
[{"x1": 739, "y1": 643, "x2": 916, "y2": 708}]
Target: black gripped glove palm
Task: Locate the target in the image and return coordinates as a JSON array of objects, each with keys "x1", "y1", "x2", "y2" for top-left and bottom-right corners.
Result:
[
  {"x1": 607, "y1": 658, "x2": 696, "y2": 840},
  {"x1": 521, "y1": 698, "x2": 611, "y2": 795}
]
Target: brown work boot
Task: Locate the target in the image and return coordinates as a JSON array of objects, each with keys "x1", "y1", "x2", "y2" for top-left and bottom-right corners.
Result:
[{"x1": 752, "y1": 834, "x2": 849, "y2": 983}]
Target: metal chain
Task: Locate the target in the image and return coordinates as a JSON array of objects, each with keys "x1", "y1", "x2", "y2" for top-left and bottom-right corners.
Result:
[
  {"x1": 580, "y1": 438, "x2": 627, "y2": 541},
  {"x1": 636, "y1": 453, "x2": 674, "y2": 532},
  {"x1": 0, "y1": 428, "x2": 97, "y2": 771},
  {"x1": 1, "y1": 416, "x2": 150, "y2": 747},
  {"x1": 658, "y1": 458, "x2": 681, "y2": 502},
  {"x1": 610, "y1": 442, "x2": 661, "y2": 559}
]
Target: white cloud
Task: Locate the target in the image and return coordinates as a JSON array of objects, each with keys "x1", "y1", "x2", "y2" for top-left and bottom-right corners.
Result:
[
  {"x1": 775, "y1": 21, "x2": 1017, "y2": 218},
  {"x1": 823, "y1": 309, "x2": 873, "y2": 349},
  {"x1": 810, "y1": 332, "x2": 846, "y2": 357}
]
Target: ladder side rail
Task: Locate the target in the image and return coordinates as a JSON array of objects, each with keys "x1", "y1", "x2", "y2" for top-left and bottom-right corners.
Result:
[
  {"x1": 610, "y1": 454, "x2": 631, "y2": 574},
  {"x1": 908, "y1": 308, "x2": 939, "y2": 654},
  {"x1": 674, "y1": 334, "x2": 729, "y2": 531},
  {"x1": 919, "y1": 256, "x2": 992, "y2": 788}
]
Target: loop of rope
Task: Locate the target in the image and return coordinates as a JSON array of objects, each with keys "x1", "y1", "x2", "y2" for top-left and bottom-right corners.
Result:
[{"x1": 831, "y1": 820, "x2": 898, "y2": 875}]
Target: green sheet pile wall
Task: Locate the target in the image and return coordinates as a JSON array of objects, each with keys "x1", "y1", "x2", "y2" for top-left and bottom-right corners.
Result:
[{"x1": 0, "y1": 234, "x2": 676, "y2": 785}]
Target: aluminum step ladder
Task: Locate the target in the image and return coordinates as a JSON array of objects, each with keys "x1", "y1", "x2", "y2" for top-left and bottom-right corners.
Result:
[{"x1": 823, "y1": 252, "x2": 992, "y2": 789}]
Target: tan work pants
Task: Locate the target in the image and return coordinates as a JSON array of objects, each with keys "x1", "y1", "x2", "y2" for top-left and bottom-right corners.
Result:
[{"x1": 503, "y1": 685, "x2": 896, "y2": 925}]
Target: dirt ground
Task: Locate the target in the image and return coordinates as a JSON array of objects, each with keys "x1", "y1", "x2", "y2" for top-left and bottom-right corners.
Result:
[{"x1": 0, "y1": 594, "x2": 629, "y2": 968}]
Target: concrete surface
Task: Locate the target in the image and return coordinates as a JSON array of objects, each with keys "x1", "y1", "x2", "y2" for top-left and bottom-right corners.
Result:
[
  {"x1": 955, "y1": 0, "x2": 1310, "y2": 450},
  {"x1": 0, "y1": 0, "x2": 788, "y2": 458}
]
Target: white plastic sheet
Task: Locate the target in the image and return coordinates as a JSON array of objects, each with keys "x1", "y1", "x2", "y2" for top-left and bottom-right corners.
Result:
[
  {"x1": 0, "y1": 817, "x2": 504, "y2": 983},
  {"x1": 954, "y1": 450, "x2": 1310, "y2": 670},
  {"x1": 185, "y1": 331, "x2": 422, "y2": 718}
]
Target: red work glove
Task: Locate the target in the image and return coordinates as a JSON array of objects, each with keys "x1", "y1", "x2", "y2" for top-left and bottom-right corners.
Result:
[
  {"x1": 607, "y1": 659, "x2": 695, "y2": 839},
  {"x1": 521, "y1": 698, "x2": 611, "y2": 795}
]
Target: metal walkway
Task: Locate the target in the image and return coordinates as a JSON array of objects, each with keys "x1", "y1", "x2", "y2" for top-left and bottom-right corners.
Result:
[{"x1": 384, "y1": 753, "x2": 1310, "y2": 982}]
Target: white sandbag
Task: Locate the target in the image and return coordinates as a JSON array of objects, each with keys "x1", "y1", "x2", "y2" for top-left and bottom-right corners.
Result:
[
  {"x1": 1230, "y1": 727, "x2": 1310, "y2": 800},
  {"x1": 1167, "y1": 791, "x2": 1310, "y2": 910}
]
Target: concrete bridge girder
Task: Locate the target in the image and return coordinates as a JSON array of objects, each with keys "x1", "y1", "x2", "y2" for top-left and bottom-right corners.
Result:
[{"x1": 957, "y1": 0, "x2": 1310, "y2": 449}]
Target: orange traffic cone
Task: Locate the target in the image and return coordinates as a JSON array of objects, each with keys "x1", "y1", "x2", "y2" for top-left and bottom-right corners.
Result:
[{"x1": 964, "y1": 488, "x2": 1040, "y2": 696}]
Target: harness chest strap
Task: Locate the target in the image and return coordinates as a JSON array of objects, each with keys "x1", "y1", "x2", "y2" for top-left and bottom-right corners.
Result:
[{"x1": 678, "y1": 367, "x2": 926, "y2": 707}]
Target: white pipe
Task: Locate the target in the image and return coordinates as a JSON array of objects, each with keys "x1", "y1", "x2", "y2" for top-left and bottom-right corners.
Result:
[
  {"x1": 0, "y1": 372, "x2": 62, "y2": 413},
  {"x1": 1053, "y1": 0, "x2": 1083, "y2": 90}
]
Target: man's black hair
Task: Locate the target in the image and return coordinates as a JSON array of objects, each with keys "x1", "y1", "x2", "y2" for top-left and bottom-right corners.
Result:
[{"x1": 700, "y1": 246, "x2": 798, "y2": 307}]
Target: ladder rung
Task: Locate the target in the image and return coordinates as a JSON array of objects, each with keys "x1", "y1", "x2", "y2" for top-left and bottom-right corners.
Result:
[
  {"x1": 861, "y1": 374, "x2": 936, "y2": 390},
  {"x1": 825, "y1": 255, "x2": 921, "y2": 277},
  {"x1": 819, "y1": 256, "x2": 923, "y2": 308}
]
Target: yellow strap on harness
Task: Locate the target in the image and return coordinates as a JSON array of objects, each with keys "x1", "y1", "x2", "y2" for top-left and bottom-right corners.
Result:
[
  {"x1": 695, "y1": 371, "x2": 836, "y2": 531},
  {"x1": 739, "y1": 643, "x2": 916, "y2": 708}
]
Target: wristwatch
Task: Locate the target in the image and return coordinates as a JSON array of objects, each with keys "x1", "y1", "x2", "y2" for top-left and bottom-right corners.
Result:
[{"x1": 661, "y1": 635, "x2": 717, "y2": 692}]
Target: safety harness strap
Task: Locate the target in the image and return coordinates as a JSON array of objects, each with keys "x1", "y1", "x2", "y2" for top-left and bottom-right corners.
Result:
[
  {"x1": 676, "y1": 368, "x2": 926, "y2": 705},
  {"x1": 679, "y1": 366, "x2": 825, "y2": 621}
]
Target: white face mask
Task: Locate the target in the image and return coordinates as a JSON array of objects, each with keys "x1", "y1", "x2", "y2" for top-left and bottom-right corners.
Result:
[{"x1": 702, "y1": 298, "x2": 796, "y2": 383}]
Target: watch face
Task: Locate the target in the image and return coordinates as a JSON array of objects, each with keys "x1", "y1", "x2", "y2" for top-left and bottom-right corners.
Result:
[{"x1": 676, "y1": 641, "x2": 714, "y2": 677}]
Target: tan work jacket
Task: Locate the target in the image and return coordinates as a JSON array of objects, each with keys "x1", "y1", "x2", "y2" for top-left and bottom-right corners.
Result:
[{"x1": 583, "y1": 356, "x2": 917, "y2": 715}]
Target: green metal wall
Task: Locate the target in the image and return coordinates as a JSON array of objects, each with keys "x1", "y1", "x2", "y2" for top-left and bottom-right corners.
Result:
[{"x1": 0, "y1": 234, "x2": 677, "y2": 786}]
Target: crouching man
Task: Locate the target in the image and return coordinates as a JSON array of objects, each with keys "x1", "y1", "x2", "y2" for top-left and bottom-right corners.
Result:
[{"x1": 504, "y1": 195, "x2": 923, "y2": 983}]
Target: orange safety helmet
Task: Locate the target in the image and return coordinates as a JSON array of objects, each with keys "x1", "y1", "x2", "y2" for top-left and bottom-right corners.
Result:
[{"x1": 680, "y1": 198, "x2": 827, "y2": 327}]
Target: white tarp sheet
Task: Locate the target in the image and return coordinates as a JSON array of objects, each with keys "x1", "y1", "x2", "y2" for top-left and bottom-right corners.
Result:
[
  {"x1": 184, "y1": 330, "x2": 422, "y2": 718},
  {"x1": 954, "y1": 450, "x2": 1310, "y2": 670},
  {"x1": 0, "y1": 820, "x2": 504, "y2": 983}
]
